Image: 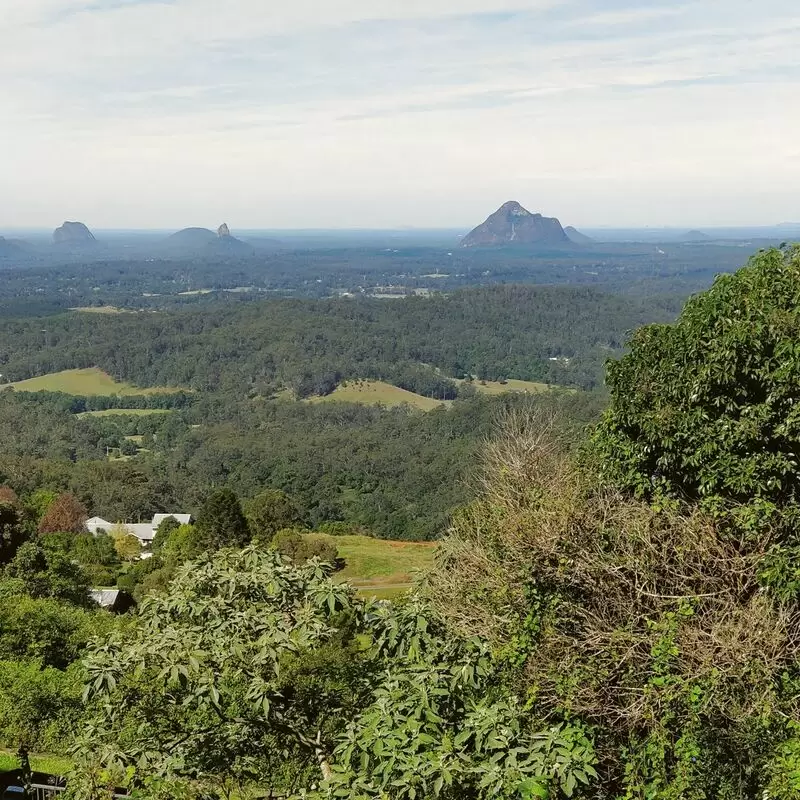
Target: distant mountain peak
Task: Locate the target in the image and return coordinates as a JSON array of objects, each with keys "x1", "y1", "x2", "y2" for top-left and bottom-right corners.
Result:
[
  {"x1": 53, "y1": 221, "x2": 96, "y2": 245},
  {"x1": 461, "y1": 201, "x2": 568, "y2": 248},
  {"x1": 682, "y1": 229, "x2": 710, "y2": 241},
  {"x1": 499, "y1": 200, "x2": 533, "y2": 217},
  {"x1": 217, "y1": 223, "x2": 231, "y2": 238}
]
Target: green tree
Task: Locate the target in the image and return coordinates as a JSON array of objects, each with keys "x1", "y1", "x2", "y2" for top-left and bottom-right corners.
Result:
[
  {"x1": 428, "y1": 410, "x2": 800, "y2": 799},
  {"x1": 195, "y1": 488, "x2": 250, "y2": 550},
  {"x1": 0, "y1": 594, "x2": 110, "y2": 669},
  {"x1": 159, "y1": 523, "x2": 204, "y2": 564},
  {"x1": 26, "y1": 488, "x2": 58, "y2": 525},
  {"x1": 73, "y1": 533, "x2": 121, "y2": 586},
  {"x1": 0, "y1": 501, "x2": 25, "y2": 565},
  {"x1": 245, "y1": 489, "x2": 304, "y2": 542},
  {"x1": 592, "y1": 245, "x2": 800, "y2": 526},
  {"x1": 270, "y1": 528, "x2": 338, "y2": 566},
  {"x1": 4, "y1": 541, "x2": 92, "y2": 606},
  {"x1": 109, "y1": 524, "x2": 142, "y2": 563},
  {"x1": 151, "y1": 515, "x2": 181, "y2": 554},
  {"x1": 0, "y1": 659, "x2": 84, "y2": 752}
]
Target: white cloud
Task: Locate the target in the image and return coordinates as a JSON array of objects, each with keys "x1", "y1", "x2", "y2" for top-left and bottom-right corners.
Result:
[{"x1": 0, "y1": 0, "x2": 798, "y2": 227}]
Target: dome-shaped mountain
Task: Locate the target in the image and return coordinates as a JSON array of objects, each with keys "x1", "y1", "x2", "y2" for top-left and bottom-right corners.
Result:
[
  {"x1": 461, "y1": 201, "x2": 569, "y2": 247},
  {"x1": 163, "y1": 224, "x2": 254, "y2": 255},
  {"x1": 166, "y1": 227, "x2": 218, "y2": 247},
  {"x1": 53, "y1": 221, "x2": 96, "y2": 245}
]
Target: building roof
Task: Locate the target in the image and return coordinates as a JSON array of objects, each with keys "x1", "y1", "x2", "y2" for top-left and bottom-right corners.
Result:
[
  {"x1": 91, "y1": 589, "x2": 120, "y2": 607},
  {"x1": 152, "y1": 513, "x2": 192, "y2": 527},
  {"x1": 86, "y1": 516, "x2": 111, "y2": 530},
  {"x1": 126, "y1": 523, "x2": 158, "y2": 543},
  {"x1": 90, "y1": 589, "x2": 135, "y2": 613}
]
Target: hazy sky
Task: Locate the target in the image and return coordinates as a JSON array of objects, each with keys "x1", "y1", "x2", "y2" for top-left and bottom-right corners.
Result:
[{"x1": 2, "y1": 0, "x2": 798, "y2": 229}]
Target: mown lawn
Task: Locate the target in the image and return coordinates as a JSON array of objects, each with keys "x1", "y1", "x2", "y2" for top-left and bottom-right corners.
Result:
[
  {"x1": 461, "y1": 377, "x2": 553, "y2": 395},
  {"x1": 325, "y1": 534, "x2": 436, "y2": 595},
  {"x1": 305, "y1": 377, "x2": 560, "y2": 412},
  {"x1": 69, "y1": 306, "x2": 132, "y2": 314},
  {"x1": 0, "y1": 751, "x2": 73, "y2": 776},
  {"x1": 7, "y1": 368, "x2": 180, "y2": 397}
]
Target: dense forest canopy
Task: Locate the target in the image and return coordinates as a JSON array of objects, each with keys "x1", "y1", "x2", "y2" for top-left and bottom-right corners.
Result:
[
  {"x1": 0, "y1": 285, "x2": 677, "y2": 392},
  {"x1": 0, "y1": 389, "x2": 603, "y2": 540}
]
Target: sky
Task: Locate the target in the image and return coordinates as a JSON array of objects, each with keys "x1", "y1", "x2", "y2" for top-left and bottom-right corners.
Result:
[{"x1": 1, "y1": 0, "x2": 799, "y2": 230}]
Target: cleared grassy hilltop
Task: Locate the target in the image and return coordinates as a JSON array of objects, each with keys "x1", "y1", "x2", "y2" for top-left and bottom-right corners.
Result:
[
  {"x1": 307, "y1": 378, "x2": 553, "y2": 412},
  {"x1": 7, "y1": 367, "x2": 179, "y2": 396}
]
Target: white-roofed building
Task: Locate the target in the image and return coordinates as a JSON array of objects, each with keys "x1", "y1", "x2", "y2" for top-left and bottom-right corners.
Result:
[
  {"x1": 86, "y1": 516, "x2": 112, "y2": 535},
  {"x1": 86, "y1": 512, "x2": 193, "y2": 557}
]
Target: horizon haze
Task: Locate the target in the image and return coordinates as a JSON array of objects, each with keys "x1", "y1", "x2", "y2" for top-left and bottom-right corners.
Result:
[{"x1": 2, "y1": 0, "x2": 799, "y2": 229}]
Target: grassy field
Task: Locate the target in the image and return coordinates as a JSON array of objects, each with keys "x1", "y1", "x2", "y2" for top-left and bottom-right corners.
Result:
[
  {"x1": 70, "y1": 306, "x2": 131, "y2": 314},
  {"x1": 77, "y1": 408, "x2": 173, "y2": 418},
  {"x1": 8, "y1": 368, "x2": 179, "y2": 397},
  {"x1": 0, "y1": 750, "x2": 73, "y2": 776},
  {"x1": 324, "y1": 534, "x2": 437, "y2": 596},
  {"x1": 463, "y1": 378, "x2": 553, "y2": 395},
  {"x1": 305, "y1": 378, "x2": 557, "y2": 412},
  {"x1": 308, "y1": 380, "x2": 450, "y2": 411}
]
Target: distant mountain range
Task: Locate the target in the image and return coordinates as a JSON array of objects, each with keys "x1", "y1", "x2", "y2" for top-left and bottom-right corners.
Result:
[{"x1": 461, "y1": 201, "x2": 592, "y2": 248}]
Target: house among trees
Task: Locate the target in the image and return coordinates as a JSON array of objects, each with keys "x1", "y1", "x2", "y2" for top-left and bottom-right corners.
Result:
[{"x1": 86, "y1": 513, "x2": 192, "y2": 556}]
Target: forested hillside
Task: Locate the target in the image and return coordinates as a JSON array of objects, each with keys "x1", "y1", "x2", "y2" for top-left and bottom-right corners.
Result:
[
  {"x1": 0, "y1": 389, "x2": 603, "y2": 540},
  {"x1": 0, "y1": 285, "x2": 677, "y2": 392}
]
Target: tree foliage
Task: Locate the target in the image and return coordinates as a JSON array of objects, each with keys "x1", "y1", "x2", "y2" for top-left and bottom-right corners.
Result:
[
  {"x1": 0, "y1": 501, "x2": 25, "y2": 565},
  {"x1": 38, "y1": 492, "x2": 88, "y2": 534},
  {"x1": 4, "y1": 541, "x2": 92, "y2": 606},
  {"x1": 0, "y1": 594, "x2": 111, "y2": 669},
  {"x1": 195, "y1": 488, "x2": 250, "y2": 550},
  {"x1": 77, "y1": 548, "x2": 597, "y2": 800},
  {"x1": 0, "y1": 659, "x2": 84, "y2": 752},
  {"x1": 109, "y1": 525, "x2": 143, "y2": 563},
  {"x1": 270, "y1": 528, "x2": 338, "y2": 566},
  {"x1": 246, "y1": 490, "x2": 305, "y2": 542},
  {"x1": 592, "y1": 245, "x2": 800, "y2": 526}
]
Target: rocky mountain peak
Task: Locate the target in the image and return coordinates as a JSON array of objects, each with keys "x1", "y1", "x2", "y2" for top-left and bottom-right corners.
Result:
[
  {"x1": 53, "y1": 221, "x2": 96, "y2": 245},
  {"x1": 461, "y1": 201, "x2": 568, "y2": 248},
  {"x1": 217, "y1": 223, "x2": 231, "y2": 238}
]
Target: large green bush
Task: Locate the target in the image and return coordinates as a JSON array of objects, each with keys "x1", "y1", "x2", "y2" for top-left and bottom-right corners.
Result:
[
  {"x1": 0, "y1": 660, "x2": 84, "y2": 752},
  {"x1": 592, "y1": 245, "x2": 800, "y2": 525}
]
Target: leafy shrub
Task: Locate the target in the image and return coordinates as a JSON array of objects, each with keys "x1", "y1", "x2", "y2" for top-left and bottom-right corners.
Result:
[
  {"x1": 270, "y1": 528, "x2": 339, "y2": 566},
  {"x1": 0, "y1": 659, "x2": 84, "y2": 752},
  {"x1": 592, "y1": 245, "x2": 800, "y2": 529}
]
